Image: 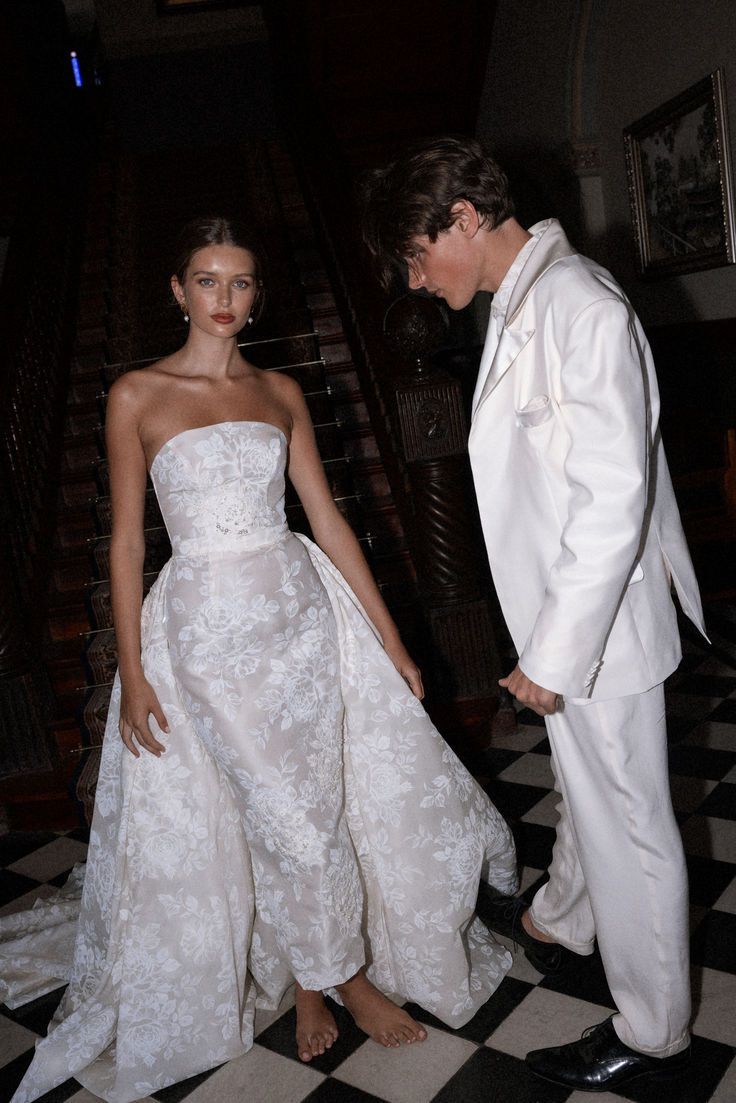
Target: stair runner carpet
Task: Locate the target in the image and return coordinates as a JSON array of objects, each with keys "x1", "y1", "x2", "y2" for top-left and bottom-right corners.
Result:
[{"x1": 44, "y1": 138, "x2": 416, "y2": 825}]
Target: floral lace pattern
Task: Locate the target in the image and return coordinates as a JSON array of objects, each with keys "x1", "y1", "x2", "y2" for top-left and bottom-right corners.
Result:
[{"x1": 2, "y1": 422, "x2": 517, "y2": 1103}]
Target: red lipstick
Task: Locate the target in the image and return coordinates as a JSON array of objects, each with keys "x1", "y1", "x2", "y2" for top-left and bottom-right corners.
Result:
[{"x1": 211, "y1": 313, "x2": 235, "y2": 324}]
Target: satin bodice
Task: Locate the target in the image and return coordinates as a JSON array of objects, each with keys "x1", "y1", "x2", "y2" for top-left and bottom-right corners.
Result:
[{"x1": 149, "y1": 420, "x2": 288, "y2": 557}]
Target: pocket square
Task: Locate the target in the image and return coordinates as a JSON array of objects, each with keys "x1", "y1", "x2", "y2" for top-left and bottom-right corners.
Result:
[{"x1": 516, "y1": 394, "x2": 552, "y2": 428}]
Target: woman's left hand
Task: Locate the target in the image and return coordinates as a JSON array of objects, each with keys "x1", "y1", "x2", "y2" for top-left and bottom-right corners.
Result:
[{"x1": 383, "y1": 637, "x2": 425, "y2": 699}]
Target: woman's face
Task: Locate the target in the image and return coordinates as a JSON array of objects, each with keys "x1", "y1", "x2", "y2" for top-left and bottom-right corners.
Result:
[{"x1": 172, "y1": 244, "x2": 259, "y2": 336}]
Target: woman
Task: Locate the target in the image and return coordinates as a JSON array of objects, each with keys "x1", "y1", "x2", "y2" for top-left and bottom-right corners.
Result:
[{"x1": 3, "y1": 218, "x2": 518, "y2": 1103}]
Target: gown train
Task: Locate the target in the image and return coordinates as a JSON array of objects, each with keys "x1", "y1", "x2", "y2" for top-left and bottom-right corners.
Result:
[{"x1": 1, "y1": 421, "x2": 517, "y2": 1103}]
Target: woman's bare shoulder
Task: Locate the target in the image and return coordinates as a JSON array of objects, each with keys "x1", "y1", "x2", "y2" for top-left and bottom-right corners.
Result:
[
  {"x1": 107, "y1": 369, "x2": 168, "y2": 434},
  {"x1": 262, "y1": 367, "x2": 305, "y2": 408},
  {"x1": 108, "y1": 357, "x2": 179, "y2": 404}
]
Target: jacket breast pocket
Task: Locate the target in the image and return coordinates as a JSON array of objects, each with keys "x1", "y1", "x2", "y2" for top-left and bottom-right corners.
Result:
[
  {"x1": 515, "y1": 394, "x2": 554, "y2": 430},
  {"x1": 629, "y1": 562, "x2": 644, "y2": 585}
]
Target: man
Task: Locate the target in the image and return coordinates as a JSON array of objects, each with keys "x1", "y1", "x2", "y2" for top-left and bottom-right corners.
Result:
[{"x1": 361, "y1": 136, "x2": 707, "y2": 1092}]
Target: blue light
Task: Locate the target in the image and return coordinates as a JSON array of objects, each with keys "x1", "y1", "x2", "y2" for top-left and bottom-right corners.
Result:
[{"x1": 70, "y1": 51, "x2": 82, "y2": 88}]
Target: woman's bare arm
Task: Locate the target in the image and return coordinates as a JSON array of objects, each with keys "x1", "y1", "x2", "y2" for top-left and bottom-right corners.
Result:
[
  {"x1": 106, "y1": 374, "x2": 169, "y2": 754},
  {"x1": 284, "y1": 381, "x2": 424, "y2": 699}
]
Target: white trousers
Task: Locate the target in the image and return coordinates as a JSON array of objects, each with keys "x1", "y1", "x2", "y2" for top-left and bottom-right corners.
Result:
[{"x1": 529, "y1": 683, "x2": 691, "y2": 1057}]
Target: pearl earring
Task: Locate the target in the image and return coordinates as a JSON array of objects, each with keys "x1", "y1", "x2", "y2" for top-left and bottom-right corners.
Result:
[{"x1": 247, "y1": 315, "x2": 254, "y2": 325}]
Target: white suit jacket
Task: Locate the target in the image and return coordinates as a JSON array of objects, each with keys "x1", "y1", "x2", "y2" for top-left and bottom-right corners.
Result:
[{"x1": 468, "y1": 219, "x2": 706, "y2": 700}]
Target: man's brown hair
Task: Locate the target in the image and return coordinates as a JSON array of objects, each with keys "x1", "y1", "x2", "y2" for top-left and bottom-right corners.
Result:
[{"x1": 360, "y1": 136, "x2": 515, "y2": 290}]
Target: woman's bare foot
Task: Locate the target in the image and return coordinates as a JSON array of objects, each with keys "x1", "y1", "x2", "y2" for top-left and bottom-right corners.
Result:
[
  {"x1": 295, "y1": 984, "x2": 339, "y2": 1062},
  {"x1": 336, "y1": 971, "x2": 427, "y2": 1048}
]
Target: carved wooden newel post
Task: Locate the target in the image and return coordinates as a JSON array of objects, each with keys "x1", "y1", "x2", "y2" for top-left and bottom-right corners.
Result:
[{"x1": 385, "y1": 296, "x2": 503, "y2": 724}]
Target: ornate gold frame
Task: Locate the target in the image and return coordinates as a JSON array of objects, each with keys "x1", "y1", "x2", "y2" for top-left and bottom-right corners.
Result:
[{"x1": 624, "y1": 68, "x2": 735, "y2": 277}]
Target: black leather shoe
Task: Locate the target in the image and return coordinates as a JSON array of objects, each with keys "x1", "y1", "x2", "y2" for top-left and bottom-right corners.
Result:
[
  {"x1": 476, "y1": 887, "x2": 572, "y2": 974},
  {"x1": 526, "y1": 1016, "x2": 691, "y2": 1091}
]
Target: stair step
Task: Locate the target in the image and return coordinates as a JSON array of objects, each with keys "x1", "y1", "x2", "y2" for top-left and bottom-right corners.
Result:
[
  {"x1": 77, "y1": 296, "x2": 108, "y2": 327},
  {"x1": 71, "y1": 348, "x2": 106, "y2": 372},
  {"x1": 54, "y1": 512, "x2": 96, "y2": 552},
  {"x1": 85, "y1": 629, "x2": 117, "y2": 685},
  {"x1": 362, "y1": 501, "x2": 407, "y2": 540},
  {"x1": 49, "y1": 656, "x2": 89, "y2": 698},
  {"x1": 48, "y1": 605, "x2": 92, "y2": 640},
  {"x1": 51, "y1": 556, "x2": 94, "y2": 593},
  {"x1": 46, "y1": 635, "x2": 92, "y2": 666},
  {"x1": 311, "y1": 310, "x2": 346, "y2": 340},
  {"x1": 299, "y1": 268, "x2": 333, "y2": 294},
  {"x1": 82, "y1": 685, "x2": 113, "y2": 745},
  {"x1": 62, "y1": 439, "x2": 103, "y2": 473},
  {"x1": 76, "y1": 324, "x2": 109, "y2": 348},
  {"x1": 334, "y1": 395, "x2": 371, "y2": 431},
  {"x1": 65, "y1": 409, "x2": 102, "y2": 438},
  {"x1": 67, "y1": 380, "x2": 104, "y2": 405},
  {"x1": 48, "y1": 721, "x2": 86, "y2": 756},
  {"x1": 319, "y1": 338, "x2": 354, "y2": 365},
  {"x1": 342, "y1": 428, "x2": 380, "y2": 461},
  {"x1": 350, "y1": 462, "x2": 393, "y2": 505},
  {"x1": 86, "y1": 580, "x2": 112, "y2": 631},
  {"x1": 58, "y1": 477, "x2": 97, "y2": 509},
  {"x1": 63, "y1": 424, "x2": 101, "y2": 450},
  {"x1": 93, "y1": 459, "x2": 109, "y2": 496},
  {"x1": 325, "y1": 364, "x2": 362, "y2": 398},
  {"x1": 47, "y1": 590, "x2": 89, "y2": 618},
  {"x1": 0, "y1": 762, "x2": 83, "y2": 831}
]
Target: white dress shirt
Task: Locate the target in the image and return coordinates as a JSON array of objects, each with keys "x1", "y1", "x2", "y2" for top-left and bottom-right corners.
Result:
[{"x1": 472, "y1": 229, "x2": 542, "y2": 413}]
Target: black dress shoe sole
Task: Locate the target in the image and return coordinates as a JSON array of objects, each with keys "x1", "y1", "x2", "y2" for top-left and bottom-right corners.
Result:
[
  {"x1": 528, "y1": 1061, "x2": 689, "y2": 1092},
  {"x1": 527, "y1": 1048, "x2": 691, "y2": 1092}
]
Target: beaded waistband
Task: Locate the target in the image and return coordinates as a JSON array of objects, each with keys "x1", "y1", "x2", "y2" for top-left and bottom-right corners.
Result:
[{"x1": 171, "y1": 522, "x2": 290, "y2": 560}]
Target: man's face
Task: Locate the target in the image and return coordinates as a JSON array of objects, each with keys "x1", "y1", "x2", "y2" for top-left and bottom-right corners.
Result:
[{"x1": 405, "y1": 220, "x2": 482, "y2": 311}]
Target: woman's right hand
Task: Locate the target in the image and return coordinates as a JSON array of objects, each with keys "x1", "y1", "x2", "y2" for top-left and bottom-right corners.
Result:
[
  {"x1": 382, "y1": 635, "x2": 425, "y2": 700},
  {"x1": 119, "y1": 675, "x2": 170, "y2": 757}
]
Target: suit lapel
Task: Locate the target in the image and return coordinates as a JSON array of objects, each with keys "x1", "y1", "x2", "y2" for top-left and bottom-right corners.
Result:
[
  {"x1": 472, "y1": 327, "x2": 535, "y2": 416},
  {"x1": 471, "y1": 219, "x2": 578, "y2": 419},
  {"x1": 471, "y1": 313, "x2": 499, "y2": 416},
  {"x1": 504, "y1": 219, "x2": 576, "y2": 324}
]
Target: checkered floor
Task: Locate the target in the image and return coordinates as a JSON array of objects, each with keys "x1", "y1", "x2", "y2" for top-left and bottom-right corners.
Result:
[{"x1": 2, "y1": 605, "x2": 735, "y2": 1103}]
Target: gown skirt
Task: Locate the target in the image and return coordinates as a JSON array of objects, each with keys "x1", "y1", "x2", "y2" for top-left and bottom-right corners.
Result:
[{"x1": 1, "y1": 421, "x2": 518, "y2": 1103}]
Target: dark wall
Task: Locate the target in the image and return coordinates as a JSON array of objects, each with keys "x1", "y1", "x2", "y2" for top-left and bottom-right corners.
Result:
[
  {"x1": 0, "y1": 0, "x2": 76, "y2": 225},
  {"x1": 106, "y1": 41, "x2": 279, "y2": 153},
  {"x1": 477, "y1": 0, "x2": 736, "y2": 327}
]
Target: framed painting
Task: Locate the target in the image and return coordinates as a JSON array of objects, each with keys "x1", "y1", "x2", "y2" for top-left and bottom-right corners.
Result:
[{"x1": 624, "y1": 68, "x2": 735, "y2": 277}]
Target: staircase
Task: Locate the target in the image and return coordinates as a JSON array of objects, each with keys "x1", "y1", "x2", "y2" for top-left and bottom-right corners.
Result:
[{"x1": 20, "y1": 138, "x2": 417, "y2": 828}]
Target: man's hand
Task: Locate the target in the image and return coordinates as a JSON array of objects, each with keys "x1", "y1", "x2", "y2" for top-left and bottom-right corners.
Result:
[{"x1": 499, "y1": 665, "x2": 560, "y2": 717}]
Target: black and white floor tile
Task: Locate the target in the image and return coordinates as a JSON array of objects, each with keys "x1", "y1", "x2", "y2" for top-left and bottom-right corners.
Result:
[{"x1": 1, "y1": 607, "x2": 735, "y2": 1103}]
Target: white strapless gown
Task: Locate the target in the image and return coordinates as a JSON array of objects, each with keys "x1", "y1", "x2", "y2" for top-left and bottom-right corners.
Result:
[{"x1": 2, "y1": 421, "x2": 517, "y2": 1103}]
